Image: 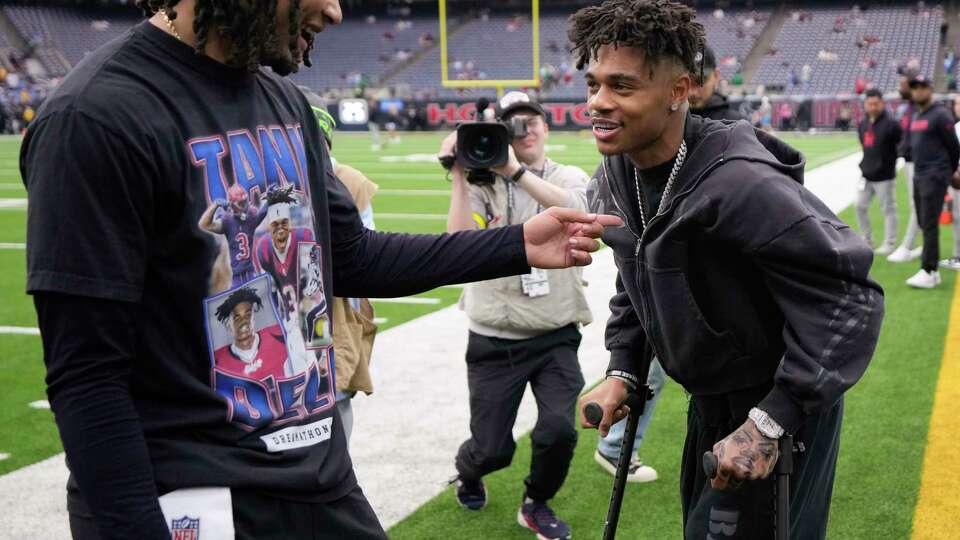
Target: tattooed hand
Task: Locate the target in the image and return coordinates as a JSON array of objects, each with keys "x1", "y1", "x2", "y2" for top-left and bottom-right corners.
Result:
[{"x1": 710, "y1": 419, "x2": 779, "y2": 490}]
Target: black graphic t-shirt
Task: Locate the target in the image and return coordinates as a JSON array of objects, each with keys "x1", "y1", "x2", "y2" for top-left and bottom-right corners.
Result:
[{"x1": 22, "y1": 21, "x2": 529, "y2": 530}]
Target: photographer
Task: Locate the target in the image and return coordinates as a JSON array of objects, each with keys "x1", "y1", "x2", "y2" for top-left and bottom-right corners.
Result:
[{"x1": 440, "y1": 91, "x2": 591, "y2": 540}]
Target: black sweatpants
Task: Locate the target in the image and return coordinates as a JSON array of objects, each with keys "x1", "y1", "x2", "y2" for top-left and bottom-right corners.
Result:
[
  {"x1": 681, "y1": 387, "x2": 843, "y2": 540},
  {"x1": 455, "y1": 324, "x2": 585, "y2": 501},
  {"x1": 69, "y1": 485, "x2": 387, "y2": 540},
  {"x1": 914, "y1": 175, "x2": 950, "y2": 272}
]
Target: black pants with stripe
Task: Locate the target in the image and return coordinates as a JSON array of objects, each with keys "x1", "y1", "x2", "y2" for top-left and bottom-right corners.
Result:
[
  {"x1": 681, "y1": 386, "x2": 843, "y2": 540},
  {"x1": 454, "y1": 324, "x2": 585, "y2": 502}
]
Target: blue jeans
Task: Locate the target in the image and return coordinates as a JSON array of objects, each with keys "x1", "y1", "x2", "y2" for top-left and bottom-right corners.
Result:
[{"x1": 597, "y1": 359, "x2": 665, "y2": 459}]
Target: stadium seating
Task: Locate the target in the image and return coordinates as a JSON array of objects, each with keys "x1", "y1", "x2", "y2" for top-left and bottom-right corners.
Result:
[
  {"x1": 291, "y1": 16, "x2": 439, "y2": 93},
  {"x1": 752, "y1": 5, "x2": 944, "y2": 94},
  {"x1": 385, "y1": 9, "x2": 768, "y2": 99},
  {"x1": 0, "y1": 3, "x2": 948, "y2": 98},
  {"x1": 3, "y1": 6, "x2": 141, "y2": 76}
]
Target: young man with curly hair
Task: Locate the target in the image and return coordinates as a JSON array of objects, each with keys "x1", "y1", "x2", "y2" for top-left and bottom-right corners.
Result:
[
  {"x1": 22, "y1": 1, "x2": 619, "y2": 538},
  {"x1": 572, "y1": 1, "x2": 884, "y2": 538}
]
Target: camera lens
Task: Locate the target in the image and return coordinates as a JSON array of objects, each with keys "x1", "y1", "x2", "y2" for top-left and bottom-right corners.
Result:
[{"x1": 470, "y1": 135, "x2": 495, "y2": 163}]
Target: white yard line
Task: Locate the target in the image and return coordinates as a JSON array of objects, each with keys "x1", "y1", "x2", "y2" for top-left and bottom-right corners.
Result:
[
  {"x1": 370, "y1": 297, "x2": 441, "y2": 305},
  {"x1": 0, "y1": 152, "x2": 863, "y2": 538},
  {"x1": 0, "y1": 326, "x2": 40, "y2": 336},
  {"x1": 377, "y1": 189, "x2": 450, "y2": 196},
  {"x1": 0, "y1": 199, "x2": 26, "y2": 210},
  {"x1": 29, "y1": 401, "x2": 50, "y2": 410},
  {"x1": 375, "y1": 213, "x2": 447, "y2": 221},
  {"x1": 0, "y1": 243, "x2": 25, "y2": 250}
]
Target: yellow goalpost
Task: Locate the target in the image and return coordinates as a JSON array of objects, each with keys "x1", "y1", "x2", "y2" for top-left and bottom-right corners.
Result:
[{"x1": 437, "y1": 0, "x2": 540, "y2": 98}]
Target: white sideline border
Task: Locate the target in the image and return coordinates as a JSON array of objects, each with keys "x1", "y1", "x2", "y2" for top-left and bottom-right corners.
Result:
[{"x1": 0, "y1": 153, "x2": 863, "y2": 538}]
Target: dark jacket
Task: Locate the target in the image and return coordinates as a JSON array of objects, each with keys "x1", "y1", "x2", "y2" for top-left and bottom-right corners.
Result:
[
  {"x1": 910, "y1": 102, "x2": 960, "y2": 184},
  {"x1": 858, "y1": 109, "x2": 902, "y2": 181},
  {"x1": 691, "y1": 92, "x2": 746, "y2": 122},
  {"x1": 588, "y1": 115, "x2": 884, "y2": 433}
]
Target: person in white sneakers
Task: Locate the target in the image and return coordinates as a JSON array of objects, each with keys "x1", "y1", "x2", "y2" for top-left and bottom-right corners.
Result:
[
  {"x1": 904, "y1": 74, "x2": 960, "y2": 288},
  {"x1": 888, "y1": 73, "x2": 924, "y2": 263},
  {"x1": 939, "y1": 96, "x2": 960, "y2": 271}
]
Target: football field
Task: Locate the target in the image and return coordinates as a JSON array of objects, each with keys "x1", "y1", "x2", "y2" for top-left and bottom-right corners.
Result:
[{"x1": 1, "y1": 131, "x2": 957, "y2": 539}]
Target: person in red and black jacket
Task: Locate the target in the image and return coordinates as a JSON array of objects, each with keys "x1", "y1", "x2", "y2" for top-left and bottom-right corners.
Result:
[
  {"x1": 856, "y1": 88, "x2": 903, "y2": 254},
  {"x1": 905, "y1": 74, "x2": 960, "y2": 288}
]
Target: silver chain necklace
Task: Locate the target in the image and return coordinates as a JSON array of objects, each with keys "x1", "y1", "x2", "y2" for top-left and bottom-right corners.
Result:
[{"x1": 634, "y1": 139, "x2": 687, "y2": 230}]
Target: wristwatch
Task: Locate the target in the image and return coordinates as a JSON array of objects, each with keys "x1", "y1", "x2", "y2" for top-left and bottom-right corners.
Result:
[
  {"x1": 749, "y1": 407, "x2": 785, "y2": 439},
  {"x1": 509, "y1": 165, "x2": 527, "y2": 183}
]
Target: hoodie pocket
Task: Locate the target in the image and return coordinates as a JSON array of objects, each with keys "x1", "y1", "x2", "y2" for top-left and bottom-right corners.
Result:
[{"x1": 646, "y1": 267, "x2": 747, "y2": 390}]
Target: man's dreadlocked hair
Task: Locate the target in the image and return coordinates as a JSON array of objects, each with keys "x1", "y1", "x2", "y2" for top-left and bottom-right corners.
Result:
[
  {"x1": 135, "y1": 0, "x2": 311, "y2": 73},
  {"x1": 568, "y1": 0, "x2": 705, "y2": 79},
  {"x1": 215, "y1": 287, "x2": 263, "y2": 324}
]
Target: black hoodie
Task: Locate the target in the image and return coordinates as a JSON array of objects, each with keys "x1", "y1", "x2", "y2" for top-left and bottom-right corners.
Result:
[
  {"x1": 691, "y1": 92, "x2": 746, "y2": 122},
  {"x1": 587, "y1": 115, "x2": 884, "y2": 433}
]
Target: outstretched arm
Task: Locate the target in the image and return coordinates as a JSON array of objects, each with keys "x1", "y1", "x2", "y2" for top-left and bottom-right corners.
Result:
[{"x1": 328, "y1": 167, "x2": 618, "y2": 298}]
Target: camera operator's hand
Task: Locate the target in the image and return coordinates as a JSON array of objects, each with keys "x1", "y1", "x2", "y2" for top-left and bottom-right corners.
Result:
[
  {"x1": 522, "y1": 207, "x2": 622, "y2": 268},
  {"x1": 578, "y1": 377, "x2": 630, "y2": 437},
  {"x1": 710, "y1": 419, "x2": 779, "y2": 491},
  {"x1": 491, "y1": 144, "x2": 522, "y2": 179},
  {"x1": 438, "y1": 131, "x2": 464, "y2": 176}
]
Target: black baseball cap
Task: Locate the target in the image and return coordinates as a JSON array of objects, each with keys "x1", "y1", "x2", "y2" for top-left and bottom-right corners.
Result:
[
  {"x1": 694, "y1": 46, "x2": 717, "y2": 84},
  {"x1": 909, "y1": 73, "x2": 933, "y2": 88},
  {"x1": 496, "y1": 91, "x2": 546, "y2": 120}
]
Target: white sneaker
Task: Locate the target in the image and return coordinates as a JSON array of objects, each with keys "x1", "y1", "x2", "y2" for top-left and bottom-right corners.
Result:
[
  {"x1": 888, "y1": 246, "x2": 917, "y2": 263},
  {"x1": 594, "y1": 450, "x2": 658, "y2": 483},
  {"x1": 906, "y1": 269, "x2": 941, "y2": 289},
  {"x1": 874, "y1": 244, "x2": 895, "y2": 256},
  {"x1": 939, "y1": 257, "x2": 960, "y2": 271},
  {"x1": 910, "y1": 246, "x2": 924, "y2": 259}
]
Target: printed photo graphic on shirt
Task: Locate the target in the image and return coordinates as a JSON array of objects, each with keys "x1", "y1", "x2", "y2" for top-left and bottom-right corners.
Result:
[
  {"x1": 298, "y1": 242, "x2": 332, "y2": 349},
  {"x1": 204, "y1": 275, "x2": 335, "y2": 431},
  {"x1": 191, "y1": 125, "x2": 336, "y2": 435},
  {"x1": 205, "y1": 275, "x2": 293, "y2": 382}
]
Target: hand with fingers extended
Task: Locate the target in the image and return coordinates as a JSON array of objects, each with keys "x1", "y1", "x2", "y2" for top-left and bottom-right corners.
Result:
[
  {"x1": 710, "y1": 419, "x2": 780, "y2": 490},
  {"x1": 578, "y1": 377, "x2": 630, "y2": 437},
  {"x1": 522, "y1": 207, "x2": 622, "y2": 268}
]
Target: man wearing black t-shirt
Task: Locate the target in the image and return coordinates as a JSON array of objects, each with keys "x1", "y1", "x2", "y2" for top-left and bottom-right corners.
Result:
[
  {"x1": 21, "y1": 2, "x2": 619, "y2": 539},
  {"x1": 904, "y1": 74, "x2": 960, "y2": 288},
  {"x1": 573, "y1": 1, "x2": 883, "y2": 538}
]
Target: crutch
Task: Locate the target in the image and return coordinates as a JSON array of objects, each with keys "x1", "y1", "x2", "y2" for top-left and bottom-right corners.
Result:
[
  {"x1": 702, "y1": 435, "x2": 794, "y2": 540},
  {"x1": 582, "y1": 356, "x2": 654, "y2": 540}
]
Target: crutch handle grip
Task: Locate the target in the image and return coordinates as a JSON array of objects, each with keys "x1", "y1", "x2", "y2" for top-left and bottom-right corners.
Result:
[
  {"x1": 584, "y1": 402, "x2": 604, "y2": 427},
  {"x1": 702, "y1": 451, "x2": 719, "y2": 479}
]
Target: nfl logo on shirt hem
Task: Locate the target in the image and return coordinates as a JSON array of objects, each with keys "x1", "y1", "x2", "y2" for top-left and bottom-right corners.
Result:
[{"x1": 171, "y1": 516, "x2": 200, "y2": 540}]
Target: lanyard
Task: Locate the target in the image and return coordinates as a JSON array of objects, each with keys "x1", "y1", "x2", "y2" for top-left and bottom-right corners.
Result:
[{"x1": 505, "y1": 165, "x2": 546, "y2": 226}]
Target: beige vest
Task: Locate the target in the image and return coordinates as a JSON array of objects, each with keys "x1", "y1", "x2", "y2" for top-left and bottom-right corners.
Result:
[
  {"x1": 461, "y1": 160, "x2": 593, "y2": 336},
  {"x1": 332, "y1": 164, "x2": 379, "y2": 393}
]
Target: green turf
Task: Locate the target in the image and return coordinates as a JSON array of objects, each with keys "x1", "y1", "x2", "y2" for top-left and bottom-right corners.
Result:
[{"x1": 0, "y1": 129, "x2": 877, "y2": 530}]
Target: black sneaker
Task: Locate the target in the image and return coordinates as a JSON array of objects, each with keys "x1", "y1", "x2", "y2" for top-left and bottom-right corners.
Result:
[
  {"x1": 517, "y1": 498, "x2": 572, "y2": 540},
  {"x1": 451, "y1": 475, "x2": 487, "y2": 510}
]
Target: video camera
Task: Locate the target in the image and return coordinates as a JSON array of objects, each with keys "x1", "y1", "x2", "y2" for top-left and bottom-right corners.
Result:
[{"x1": 440, "y1": 97, "x2": 530, "y2": 185}]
